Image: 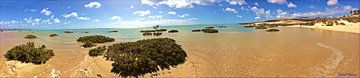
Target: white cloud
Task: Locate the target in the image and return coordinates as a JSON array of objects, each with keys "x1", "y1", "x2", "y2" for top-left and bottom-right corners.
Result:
[
  {"x1": 141, "y1": 0, "x2": 160, "y2": 6},
  {"x1": 267, "y1": 0, "x2": 287, "y2": 4},
  {"x1": 130, "y1": 5, "x2": 135, "y2": 9},
  {"x1": 159, "y1": 0, "x2": 194, "y2": 8},
  {"x1": 133, "y1": 10, "x2": 151, "y2": 16},
  {"x1": 327, "y1": 0, "x2": 338, "y2": 6},
  {"x1": 84, "y1": 1, "x2": 102, "y2": 8},
  {"x1": 250, "y1": 6, "x2": 272, "y2": 19},
  {"x1": 148, "y1": 15, "x2": 163, "y2": 19},
  {"x1": 227, "y1": 0, "x2": 247, "y2": 5},
  {"x1": 111, "y1": 16, "x2": 122, "y2": 21},
  {"x1": 224, "y1": 7, "x2": 238, "y2": 13},
  {"x1": 40, "y1": 8, "x2": 52, "y2": 16},
  {"x1": 168, "y1": 11, "x2": 177, "y2": 15},
  {"x1": 110, "y1": 18, "x2": 198, "y2": 28},
  {"x1": 287, "y1": 2, "x2": 297, "y2": 8},
  {"x1": 236, "y1": 15, "x2": 242, "y2": 18},
  {"x1": 178, "y1": 14, "x2": 190, "y2": 18},
  {"x1": 77, "y1": 17, "x2": 90, "y2": 20},
  {"x1": 53, "y1": 18, "x2": 60, "y2": 23},
  {"x1": 254, "y1": 2, "x2": 259, "y2": 6},
  {"x1": 94, "y1": 19, "x2": 100, "y2": 22},
  {"x1": 63, "y1": 12, "x2": 78, "y2": 18},
  {"x1": 276, "y1": 6, "x2": 355, "y2": 18}
]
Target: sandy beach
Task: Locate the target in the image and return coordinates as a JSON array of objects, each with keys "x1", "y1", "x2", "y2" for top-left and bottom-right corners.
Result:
[
  {"x1": 289, "y1": 23, "x2": 360, "y2": 34},
  {"x1": 0, "y1": 27, "x2": 359, "y2": 77}
]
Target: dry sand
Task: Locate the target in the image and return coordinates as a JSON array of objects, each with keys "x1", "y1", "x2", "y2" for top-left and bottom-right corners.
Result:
[
  {"x1": 289, "y1": 22, "x2": 360, "y2": 34},
  {"x1": 0, "y1": 27, "x2": 359, "y2": 77}
]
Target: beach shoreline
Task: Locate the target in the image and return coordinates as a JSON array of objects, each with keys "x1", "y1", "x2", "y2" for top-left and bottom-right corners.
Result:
[{"x1": 287, "y1": 23, "x2": 360, "y2": 34}]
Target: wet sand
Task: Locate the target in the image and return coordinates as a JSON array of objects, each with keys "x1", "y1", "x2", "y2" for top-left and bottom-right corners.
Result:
[{"x1": 0, "y1": 27, "x2": 359, "y2": 77}]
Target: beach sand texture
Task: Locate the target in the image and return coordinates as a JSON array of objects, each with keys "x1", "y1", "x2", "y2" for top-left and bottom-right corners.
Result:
[{"x1": 0, "y1": 27, "x2": 359, "y2": 77}]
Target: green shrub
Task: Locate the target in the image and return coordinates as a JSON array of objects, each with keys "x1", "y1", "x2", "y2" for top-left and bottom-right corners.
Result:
[
  {"x1": 25, "y1": 35, "x2": 37, "y2": 39},
  {"x1": 5, "y1": 42, "x2": 55, "y2": 64},
  {"x1": 105, "y1": 38, "x2": 187, "y2": 77},
  {"x1": 266, "y1": 29, "x2": 280, "y2": 32},
  {"x1": 89, "y1": 46, "x2": 106, "y2": 57},
  {"x1": 255, "y1": 26, "x2": 267, "y2": 29},
  {"x1": 192, "y1": 29, "x2": 201, "y2": 32},
  {"x1": 49, "y1": 34, "x2": 58, "y2": 37},
  {"x1": 82, "y1": 42, "x2": 96, "y2": 48},
  {"x1": 77, "y1": 35, "x2": 115, "y2": 43},
  {"x1": 202, "y1": 28, "x2": 218, "y2": 33},
  {"x1": 142, "y1": 32, "x2": 152, "y2": 36},
  {"x1": 168, "y1": 30, "x2": 179, "y2": 33},
  {"x1": 64, "y1": 31, "x2": 73, "y2": 33}
]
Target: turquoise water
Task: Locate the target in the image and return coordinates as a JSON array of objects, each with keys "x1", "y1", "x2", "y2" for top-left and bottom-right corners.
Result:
[{"x1": 18, "y1": 24, "x2": 253, "y2": 40}]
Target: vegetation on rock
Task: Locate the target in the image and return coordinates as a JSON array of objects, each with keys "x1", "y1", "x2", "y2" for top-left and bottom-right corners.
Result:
[
  {"x1": 192, "y1": 29, "x2": 201, "y2": 32},
  {"x1": 108, "y1": 30, "x2": 119, "y2": 33},
  {"x1": 5, "y1": 42, "x2": 55, "y2": 64},
  {"x1": 25, "y1": 34, "x2": 37, "y2": 39},
  {"x1": 89, "y1": 46, "x2": 106, "y2": 57},
  {"x1": 82, "y1": 42, "x2": 96, "y2": 48},
  {"x1": 155, "y1": 29, "x2": 167, "y2": 32},
  {"x1": 255, "y1": 26, "x2": 267, "y2": 29},
  {"x1": 142, "y1": 32, "x2": 152, "y2": 36},
  {"x1": 202, "y1": 28, "x2": 219, "y2": 33},
  {"x1": 266, "y1": 29, "x2": 280, "y2": 32},
  {"x1": 140, "y1": 30, "x2": 156, "y2": 33},
  {"x1": 64, "y1": 31, "x2": 74, "y2": 33},
  {"x1": 77, "y1": 35, "x2": 115, "y2": 43},
  {"x1": 153, "y1": 32, "x2": 162, "y2": 36},
  {"x1": 49, "y1": 34, "x2": 58, "y2": 37},
  {"x1": 105, "y1": 38, "x2": 187, "y2": 77},
  {"x1": 168, "y1": 30, "x2": 179, "y2": 33}
]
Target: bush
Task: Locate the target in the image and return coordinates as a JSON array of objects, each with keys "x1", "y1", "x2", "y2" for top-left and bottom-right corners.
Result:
[
  {"x1": 64, "y1": 31, "x2": 73, "y2": 33},
  {"x1": 82, "y1": 42, "x2": 96, "y2": 48},
  {"x1": 168, "y1": 30, "x2": 179, "y2": 33},
  {"x1": 153, "y1": 32, "x2": 162, "y2": 36},
  {"x1": 202, "y1": 28, "x2": 218, "y2": 33},
  {"x1": 49, "y1": 34, "x2": 58, "y2": 37},
  {"x1": 192, "y1": 29, "x2": 201, "y2": 32},
  {"x1": 89, "y1": 46, "x2": 106, "y2": 57},
  {"x1": 255, "y1": 26, "x2": 267, "y2": 29},
  {"x1": 105, "y1": 38, "x2": 187, "y2": 77},
  {"x1": 266, "y1": 29, "x2": 280, "y2": 32},
  {"x1": 25, "y1": 35, "x2": 37, "y2": 39},
  {"x1": 77, "y1": 35, "x2": 115, "y2": 43},
  {"x1": 142, "y1": 32, "x2": 152, "y2": 36},
  {"x1": 5, "y1": 42, "x2": 55, "y2": 64}
]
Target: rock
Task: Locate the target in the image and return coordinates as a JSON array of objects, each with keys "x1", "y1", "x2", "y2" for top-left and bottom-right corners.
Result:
[
  {"x1": 255, "y1": 26, "x2": 267, "y2": 29},
  {"x1": 205, "y1": 26, "x2": 214, "y2": 29},
  {"x1": 153, "y1": 32, "x2": 162, "y2": 36},
  {"x1": 140, "y1": 30, "x2": 156, "y2": 33},
  {"x1": 24, "y1": 35, "x2": 37, "y2": 39},
  {"x1": 155, "y1": 29, "x2": 167, "y2": 32},
  {"x1": 108, "y1": 30, "x2": 118, "y2": 33},
  {"x1": 64, "y1": 31, "x2": 73, "y2": 33},
  {"x1": 192, "y1": 29, "x2": 201, "y2": 32},
  {"x1": 202, "y1": 28, "x2": 219, "y2": 33},
  {"x1": 49, "y1": 34, "x2": 58, "y2": 37},
  {"x1": 266, "y1": 29, "x2": 280, "y2": 32},
  {"x1": 142, "y1": 32, "x2": 152, "y2": 36},
  {"x1": 168, "y1": 30, "x2": 179, "y2": 33}
]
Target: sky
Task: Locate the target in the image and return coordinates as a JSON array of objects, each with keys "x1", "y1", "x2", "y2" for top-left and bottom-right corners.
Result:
[{"x1": 0, "y1": 0, "x2": 359, "y2": 29}]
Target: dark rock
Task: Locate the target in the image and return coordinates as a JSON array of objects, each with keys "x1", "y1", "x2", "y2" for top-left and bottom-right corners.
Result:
[
  {"x1": 168, "y1": 30, "x2": 179, "y2": 33},
  {"x1": 142, "y1": 32, "x2": 152, "y2": 36},
  {"x1": 192, "y1": 29, "x2": 201, "y2": 32},
  {"x1": 24, "y1": 35, "x2": 37, "y2": 39},
  {"x1": 202, "y1": 28, "x2": 218, "y2": 33},
  {"x1": 49, "y1": 34, "x2": 58, "y2": 37},
  {"x1": 266, "y1": 29, "x2": 280, "y2": 32}
]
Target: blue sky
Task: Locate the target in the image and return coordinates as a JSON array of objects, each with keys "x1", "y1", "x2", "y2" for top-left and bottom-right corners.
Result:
[{"x1": 0, "y1": 0, "x2": 359, "y2": 29}]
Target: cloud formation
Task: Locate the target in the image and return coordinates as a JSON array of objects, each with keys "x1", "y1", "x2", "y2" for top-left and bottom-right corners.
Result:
[
  {"x1": 287, "y1": 2, "x2": 297, "y2": 8},
  {"x1": 224, "y1": 7, "x2": 238, "y2": 13},
  {"x1": 133, "y1": 10, "x2": 151, "y2": 16},
  {"x1": 267, "y1": 0, "x2": 287, "y2": 4},
  {"x1": 327, "y1": 0, "x2": 338, "y2": 6},
  {"x1": 85, "y1": 1, "x2": 102, "y2": 8},
  {"x1": 40, "y1": 8, "x2": 52, "y2": 16}
]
